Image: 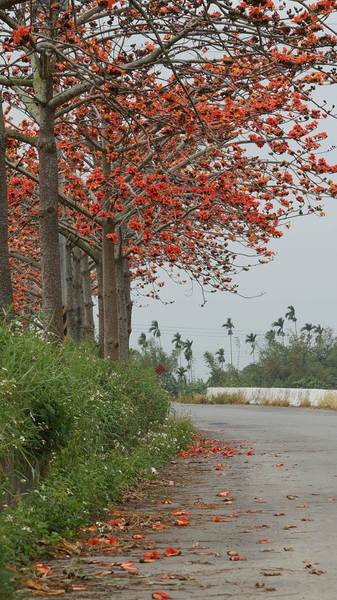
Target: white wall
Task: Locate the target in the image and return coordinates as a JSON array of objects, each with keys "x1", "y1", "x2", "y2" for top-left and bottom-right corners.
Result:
[{"x1": 207, "y1": 387, "x2": 337, "y2": 407}]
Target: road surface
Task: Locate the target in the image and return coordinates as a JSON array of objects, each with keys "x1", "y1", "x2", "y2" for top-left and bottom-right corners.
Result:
[
  {"x1": 26, "y1": 404, "x2": 337, "y2": 599},
  {"x1": 174, "y1": 403, "x2": 337, "y2": 599}
]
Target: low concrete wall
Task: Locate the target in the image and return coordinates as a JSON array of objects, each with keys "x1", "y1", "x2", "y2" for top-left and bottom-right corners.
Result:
[{"x1": 206, "y1": 387, "x2": 337, "y2": 407}]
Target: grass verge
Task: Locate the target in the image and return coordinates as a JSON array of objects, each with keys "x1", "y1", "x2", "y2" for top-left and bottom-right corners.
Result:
[
  {"x1": 178, "y1": 390, "x2": 337, "y2": 410},
  {"x1": 0, "y1": 324, "x2": 193, "y2": 597}
]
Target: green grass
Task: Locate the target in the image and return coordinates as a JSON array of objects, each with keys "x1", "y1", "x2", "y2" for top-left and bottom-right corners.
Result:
[
  {"x1": 177, "y1": 391, "x2": 291, "y2": 406},
  {"x1": 178, "y1": 392, "x2": 249, "y2": 405},
  {"x1": 0, "y1": 324, "x2": 193, "y2": 597}
]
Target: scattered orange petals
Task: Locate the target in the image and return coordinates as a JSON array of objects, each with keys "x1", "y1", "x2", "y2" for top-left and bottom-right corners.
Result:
[
  {"x1": 217, "y1": 490, "x2": 230, "y2": 498},
  {"x1": 132, "y1": 534, "x2": 145, "y2": 540},
  {"x1": 33, "y1": 564, "x2": 52, "y2": 577},
  {"x1": 87, "y1": 536, "x2": 117, "y2": 546},
  {"x1": 227, "y1": 550, "x2": 246, "y2": 561},
  {"x1": 21, "y1": 578, "x2": 65, "y2": 596},
  {"x1": 152, "y1": 593, "x2": 171, "y2": 600},
  {"x1": 275, "y1": 463, "x2": 284, "y2": 467},
  {"x1": 80, "y1": 525, "x2": 97, "y2": 533},
  {"x1": 152, "y1": 522, "x2": 167, "y2": 530},
  {"x1": 71, "y1": 585, "x2": 87, "y2": 592},
  {"x1": 257, "y1": 538, "x2": 271, "y2": 544},
  {"x1": 105, "y1": 517, "x2": 125, "y2": 528},
  {"x1": 87, "y1": 537, "x2": 101, "y2": 546},
  {"x1": 175, "y1": 516, "x2": 189, "y2": 527},
  {"x1": 120, "y1": 561, "x2": 139, "y2": 575},
  {"x1": 163, "y1": 547, "x2": 181, "y2": 557},
  {"x1": 141, "y1": 550, "x2": 161, "y2": 562}
]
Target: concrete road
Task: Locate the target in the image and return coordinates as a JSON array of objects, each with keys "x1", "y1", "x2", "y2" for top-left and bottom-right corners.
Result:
[
  {"x1": 175, "y1": 403, "x2": 337, "y2": 599},
  {"x1": 31, "y1": 404, "x2": 337, "y2": 600}
]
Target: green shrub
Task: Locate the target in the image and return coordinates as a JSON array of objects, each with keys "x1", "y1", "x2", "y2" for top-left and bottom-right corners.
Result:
[{"x1": 0, "y1": 325, "x2": 193, "y2": 597}]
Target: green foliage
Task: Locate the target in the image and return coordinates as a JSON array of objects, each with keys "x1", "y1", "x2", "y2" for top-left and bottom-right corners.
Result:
[
  {"x1": 0, "y1": 325, "x2": 193, "y2": 596},
  {"x1": 205, "y1": 329, "x2": 337, "y2": 390}
]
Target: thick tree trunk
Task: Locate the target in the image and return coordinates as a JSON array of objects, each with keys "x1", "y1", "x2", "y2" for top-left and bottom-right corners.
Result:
[
  {"x1": 102, "y1": 219, "x2": 119, "y2": 360},
  {"x1": 0, "y1": 96, "x2": 13, "y2": 316},
  {"x1": 72, "y1": 247, "x2": 83, "y2": 341},
  {"x1": 123, "y1": 257, "x2": 133, "y2": 348},
  {"x1": 59, "y1": 233, "x2": 67, "y2": 304},
  {"x1": 65, "y1": 243, "x2": 77, "y2": 339},
  {"x1": 81, "y1": 252, "x2": 94, "y2": 341},
  {"x1": 37, "y1": 72, "x2": 63, "y2": 339},
  {"x1": 116, "y1": 252, "x2": 129, "y2": 360},
  {"x1": 96, "y1": 261, "x2": 104, "y2": 357}
]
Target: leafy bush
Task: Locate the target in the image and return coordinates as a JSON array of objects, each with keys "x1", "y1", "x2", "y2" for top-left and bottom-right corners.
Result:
[
  {"x1": 204, "y1": 330, "x2": 337, "y2": 390},
  {"x1": 0, "y1": 324, "x2": 193, "y2": 596}
]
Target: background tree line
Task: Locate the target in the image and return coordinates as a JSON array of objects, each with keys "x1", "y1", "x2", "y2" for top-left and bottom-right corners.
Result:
[{"x1": 138, "y1": 308, "x2": 337, "y2": 396}]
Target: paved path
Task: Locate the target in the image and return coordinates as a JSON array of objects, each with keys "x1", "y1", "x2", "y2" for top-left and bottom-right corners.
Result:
[
  {"x1": 175, "y1": 403, "x2": 337, "y2": 599},
  {"x1": 22, "y1": 404, "x2": 337, "y2": 599}
]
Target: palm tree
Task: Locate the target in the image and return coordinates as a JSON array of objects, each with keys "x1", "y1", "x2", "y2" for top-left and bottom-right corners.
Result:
[
  {"x1": 285, "y1": 305, "x2": 298, "y2": 335},
  {"x1": 301, "y1": 322, "x2": 314, "y2": 343},
  {"x1": 138, "y1": 332, "x2": 148, "y2": 351},
  {"x1": 183, "y1": 339, "x2": 193, "y2": 382},
  {"x1": 314, "y1": 325, "x2": 324, "y2": 338},
  {"x1": 149, "y1": 320, "x2": 161, "y2": 347},
  {"x1": 314, "y1": 324, "x2": 324, "y2": 343},
  {"x1": 265, "y1": 329, "x2": 276, "y2": 345},
  {"x1": 176, "y1": 366, "x2": 187, "y2": 383},
  {"x1": 222, "y1": 318, "x2": 234, "y2": 366},
  {"x1": 172, "y1": 332, "x2": 183, "y2": 366},
  {"x1": 216, "y1": 348, "x2": 226, "y2": 369},
  {"x1": 272, "y1": 317, "x2": 285, "y2": 343},
  {"x1": 245, "y1": 333, "x2": 257, "y2": 361}
]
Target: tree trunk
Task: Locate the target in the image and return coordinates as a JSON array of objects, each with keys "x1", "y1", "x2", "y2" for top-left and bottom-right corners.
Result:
[
  {"x1": 59, "y1": 233, "x2": 67, "y2": 304},
  {"x1": 37, "y1": 66, "x2": 63, "y2": 339},
  {"x1": 124, "y1": 257, "x2": 133, "y2": 349},
  {"x1": 96, "y1": 261, "x2": 104, "y2": 357},
  {"x1": 102, "y1": 219, "x2": 119, "y2": 360},
  {"x1": 81, "y1": 252, "x2": 94, "y2": 341},
  {"x1": 65, "y1": 243, "x2": 76, "y2": 339},
  {"x1": 72, "y1": 247, "x2": 83, "y2": 341},
  {"x1": 0, "y1": 95, "x2": 13, "y2": 316},
  {"x1": 116, "y1": 252, "x2": 128, "y2": 360}
]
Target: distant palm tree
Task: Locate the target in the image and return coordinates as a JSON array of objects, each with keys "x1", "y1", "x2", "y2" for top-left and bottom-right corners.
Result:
[
  {"x1": 216, "y1": 348, "x2": 226, "y2": 369},
  {"x1": 176, "y1": 366, "x2": 187, "y2": 383},
  {"x1": 314, "y1": 324, "x2": 324, "y2": 343},
  {"x1": 301, "y1": 322, "x2": 314, "y2": 343},
  {"x1": 265, "y1": 329, "x2": 276, "y2": 345},
  {"x1": 138, "y1": 332, "x2": 148, "y2": 350},
  {"x1": 172, "y1": 332, "x2": 183, "y2": 366},
  {"x1": 285, "y1": 305, "x2": 298, "y2": 335},
  {"x1": 183, "y1": 339, "x2": 193, "y2": 382},
  {"x1": 222, "y1": 318, "x2": 234, "y2": 366},
  {"x1": 272, "y1": 317, "x2": 285, "y2": 343},
  {"x1": 245, "y1": 333, "x2": 257, "y2": 361},
  {"x1": 149, "y1": 320, "x2": 161, "y2": 347}
]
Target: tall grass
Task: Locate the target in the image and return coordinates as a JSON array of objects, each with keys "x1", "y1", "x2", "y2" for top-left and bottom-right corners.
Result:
[{"x1": 0, "y1": 324, "x2": 193, "y2": 596}]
